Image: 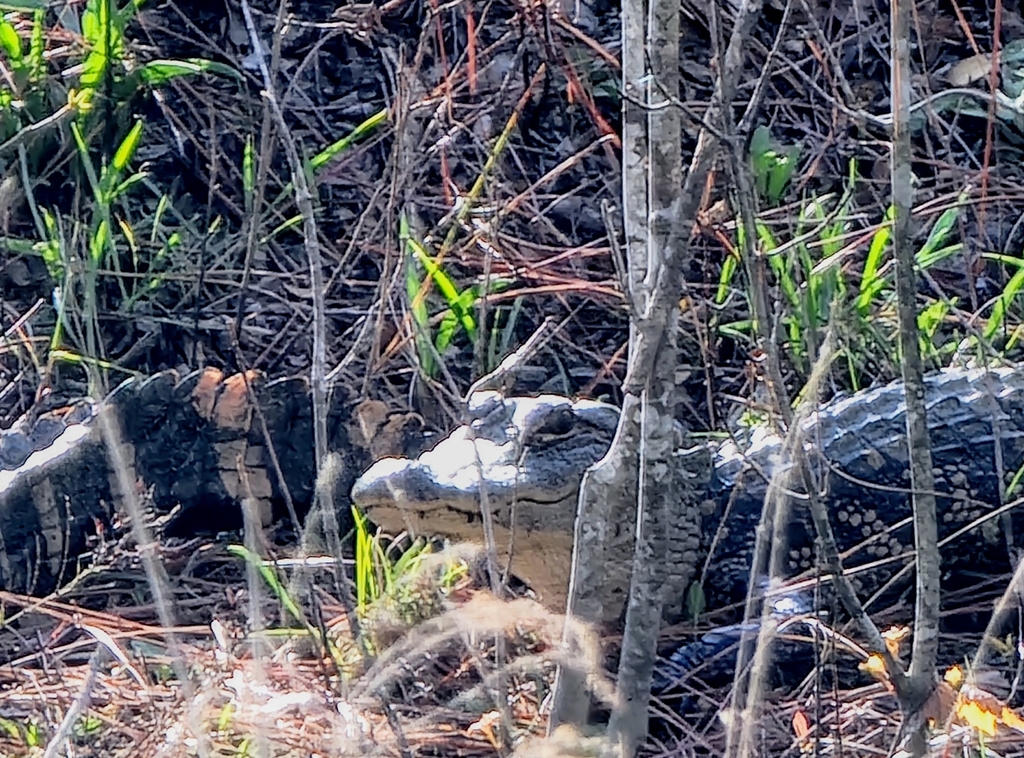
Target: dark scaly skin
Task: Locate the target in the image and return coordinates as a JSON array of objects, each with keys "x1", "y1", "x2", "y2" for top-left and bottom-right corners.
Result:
[
  {"x1": 652, "y1": 366, "x2": 1024, "y2": 698},
  {"x1": 700, "y1": 366, "x2": 1024, "y2": 618},
  {"x1": 0, "y1": 368, "x2": 363, "y2": 593}
]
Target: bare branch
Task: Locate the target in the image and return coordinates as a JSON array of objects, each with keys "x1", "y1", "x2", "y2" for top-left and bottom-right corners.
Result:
[{"x1": 890, "y1": 0, "x2": 941, "y2": 750}]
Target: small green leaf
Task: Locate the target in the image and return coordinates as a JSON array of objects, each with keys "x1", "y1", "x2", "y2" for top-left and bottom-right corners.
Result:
[
  {"x1": 686, "y1": 581, "x2": 706, "y2": 624},
  {"x1": 137, "y1": 58, "x2": 242, "y2": 86},
  {"x1": 985, "y1": 263, "x2": 1024, "y2": 340},
  {"x1": 0, "y1": 21, "x2": 23, "y2": 64},
  {"x1": 112, "y1": 119, "x2": 143, "y2": 172}
]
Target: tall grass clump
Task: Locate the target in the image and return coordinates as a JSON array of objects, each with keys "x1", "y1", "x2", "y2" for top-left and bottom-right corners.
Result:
[{"x1": 716, "y1": 126, "x2": 993, "y2": 390}]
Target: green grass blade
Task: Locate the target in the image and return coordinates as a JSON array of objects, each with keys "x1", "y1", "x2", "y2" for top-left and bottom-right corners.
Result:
[
  {"x1": 915, "y1": 200, "x2": 963, "y2": 269},
  {"x1": 243, "y1": 134, "x2": 255, "y2": 213},
  {"x1": 436, "y1": 308, "x2": 460, "y2": 355},
  {"x1": 715, "y1": 253, "x2": 739, "y2": 305},
  {"x1": 856, "y1": 205, "x2": 894, "y2": 314},
  {"x1": 718, "y1": 319, "x2": 753, "y2": 341},
  {"x1": 71, "y1": 121, "x2": 103, "y2": 206},
  {"x1": 137, "y1": 58, "x2": 242, "y2": 86},
  {"x1": 351, "y1": 507, "x2": 377, "y2": 610},
  {"x1": 755, "y1": 219, "x2": 777, "y2": 253},
  {"x1": 1006, "y1": 460, "x2": 1024, "y2": 500},
  {"x1": 985, "y1": 263, "x2": 1024, "y2": 340},
  {"x1": 918, "y1": 299, "x2": 950, "y2": 359},
  {"x1": 49, "y1": 349, "x2": 134, "y2": 374},
  {"x1": 408, "y1": 237, "x2": 476, "y2": 340},
  {"x1": 916, "y1": 243, "x2": 963, "y2": 271},
  {"x1": 309, "y1": 107, "x2": 388, "y2": 172},
  {"x1": 90, "y1": 217, "x2": 109, "y2": 266},
  {"x1": 401, "y1": 213, "x2": 435, "y2": 377},
  {"x1": 80, "y1": 0, "x2": 111, "y2": 90},
  {"x1": 984, "y1": 252, "x2": 1024, "y2": 266},
  {"x1": 150, "y1": 194, "x2": 170, "y2": 243},
  {"x1": 36, "y1": 209, "x2": 63, "y2": 279},
  {"x1": 114, "y1": 171, "x2": 147, "y2": 197},
  {"x1": 226, "y1": 545, "x2": 308, "y2": 627},
  {"x1": 26, "y1": 9, "x2": 43, "y2": 79},
  {"x1": 499, "y1": 294, "x2": 524, "y2": 358},
  {"x1": 261, "y1": 215, "x2": 303, "y2": 242}
]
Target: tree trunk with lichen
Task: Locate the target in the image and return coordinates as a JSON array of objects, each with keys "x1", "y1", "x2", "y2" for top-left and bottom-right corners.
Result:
[{"x1": 546, "y1": 0, "x2": 711, "y2": 748}]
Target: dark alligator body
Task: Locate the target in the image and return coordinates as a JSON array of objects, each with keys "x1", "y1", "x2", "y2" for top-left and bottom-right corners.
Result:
[
  {"x1": 0, "y1": 368, "x2": 397, "y2": 594},
  {"x1": 657, "y1": 365, "x2": 1024, "y2": 699},
  {"x1": 705, "y1": 366, "x2": 1024, "y2": 618}
]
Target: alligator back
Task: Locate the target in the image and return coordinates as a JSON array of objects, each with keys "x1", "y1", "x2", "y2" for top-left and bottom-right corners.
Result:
[
  {"x1": 701, "y1": 366, "x2": 1024, "y2": 617},
  {"x1": 0, "y1": 368, "x2": 364, "y2": 593}
]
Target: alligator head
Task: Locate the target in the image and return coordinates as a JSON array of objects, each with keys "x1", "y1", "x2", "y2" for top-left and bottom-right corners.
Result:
[{"x1": 351, "y1": 391, "x2": 621, "y2": 609}]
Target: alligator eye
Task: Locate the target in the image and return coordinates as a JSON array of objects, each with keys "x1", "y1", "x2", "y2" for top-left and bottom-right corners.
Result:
[{"x1": 534, "y1": 407, "x2": 576, "y2": 437}]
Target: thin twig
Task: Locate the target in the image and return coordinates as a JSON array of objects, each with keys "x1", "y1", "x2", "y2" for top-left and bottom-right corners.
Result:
[
  {"x1": 466, "y1": 316, "x2": 559, "y2": 398},
  {"x1": 42, "y1": 646, "x2": 103, "y2": 758},
  {"x1": 890, "y1": 0, "x2": 941, "y2": 748},
  {"x1": 239, "y1": 0, "x2": 329, "y2": 470}
]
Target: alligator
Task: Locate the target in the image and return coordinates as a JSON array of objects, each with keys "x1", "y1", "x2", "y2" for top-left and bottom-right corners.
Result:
[
  {"x1": 0, "y1": 367, "x2": 428, "y2": 594},
  {"x1": 352, "y1": 366, "x2": 1024, "y2": 634},
  {"x1": 4, "y1": 364, "x2": 1024, "y2": 642}
]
